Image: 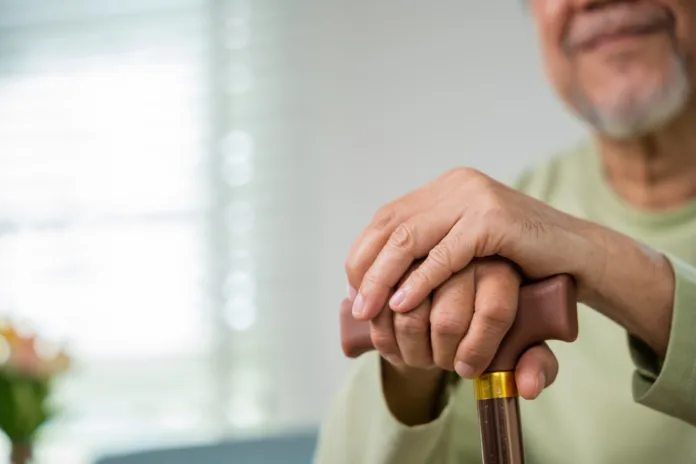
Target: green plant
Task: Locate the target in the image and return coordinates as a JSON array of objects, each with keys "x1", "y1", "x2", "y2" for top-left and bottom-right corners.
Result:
[
  {"x1": 0, "y1": 371, "x2": 52, "y2": 444},
  {"x1": 0, "y1": 323, "x2": 70, "y2": 463}
]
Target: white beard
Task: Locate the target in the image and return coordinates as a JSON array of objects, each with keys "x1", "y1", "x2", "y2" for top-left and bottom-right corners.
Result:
[{"x1": 576, "y1": 53, "x2": 692, "y2": 140}]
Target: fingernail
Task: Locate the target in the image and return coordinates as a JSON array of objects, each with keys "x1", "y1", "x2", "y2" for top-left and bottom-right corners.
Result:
[
  {"x1": 352, "y1": 293, "x2": 365, "y2": 317},
  {"x1": 455, "y1": 361, "x2": 475, "y2": 379},
  {"x1": 390, "y1": 287, "x2": 408, "y2": 309},
  {"x1": 536, "y1": 372, "x2": 546, "y2": 396},
  {"x1": 348, "y1": 284, "x2": 358, "y2": 300}
]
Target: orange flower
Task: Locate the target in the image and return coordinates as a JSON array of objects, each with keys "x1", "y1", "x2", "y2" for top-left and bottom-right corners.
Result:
[
  {"x1": 0, "y1": 322, "x2": 71, "y2": 379},
  {"x1": 0, "y1": 326, "x2": 20, "y2": 347}
]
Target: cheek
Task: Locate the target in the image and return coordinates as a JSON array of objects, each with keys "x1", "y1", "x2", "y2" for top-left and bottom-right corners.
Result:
[
  {"x1": 669, "y1": 1, "x2": 694, "y2": 39},
  {"x1": 540, "y1": 45, "x2": 576, "y2": 106},
  {"x1": 532, "y1": 28, "x2": 576, "y2": 106},
  {"x1": 676, "y1": 1, "x2": 696, "y2": 61},
  {"x1": 531, "y1": 0, "x2": 571, "y2": 25},
  {"x1": 531, "y1": 0, "x2": 574, "y2": 94},
  {"x1": 537, "y1": 0, "x2": 564, "y2": 19},
  {"x1": 656, "y1": 0, "x2": 696, "y2": 81}
]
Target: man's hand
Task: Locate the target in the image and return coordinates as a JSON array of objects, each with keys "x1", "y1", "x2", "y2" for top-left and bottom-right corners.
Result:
[
  {"x1": 347, "y1": 168, "x2": 594, "y2": 321},
  {"x1": 346, "y1": 167, "x2": 675, "y2": 364},
  {"x1": 373, "y1": 257, "x2": 559, "y2": 396},
  {"x1": 343, "y1": 258, "x2": 560, "y2": 426}
]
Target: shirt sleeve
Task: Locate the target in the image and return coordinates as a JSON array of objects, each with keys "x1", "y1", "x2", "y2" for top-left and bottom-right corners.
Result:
[
  {"x1": 628, "y1": 254, "x2": 696, "y2": 426},
  {"x1": 313, "y1": 352, "x2": 482, "y2": 464}
]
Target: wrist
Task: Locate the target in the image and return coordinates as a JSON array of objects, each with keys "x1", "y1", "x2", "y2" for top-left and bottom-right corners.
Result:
[
  {"x1": 381, "y1": 359, "x2": 450, "y2": 426},
  {"x1": 561, "y1": 217, "x2": 610, "y2": 302},
  {"x1": 575, "y1": 222, "x2": 673, "y2": 357}
]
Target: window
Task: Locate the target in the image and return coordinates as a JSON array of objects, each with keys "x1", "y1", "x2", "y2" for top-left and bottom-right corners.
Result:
[
  {"x1": 0, "y1": 1, "x2": 320, "y2": 461},
  {"x1": 0, "y1": 1, "x2": 218, "y2": 461}
]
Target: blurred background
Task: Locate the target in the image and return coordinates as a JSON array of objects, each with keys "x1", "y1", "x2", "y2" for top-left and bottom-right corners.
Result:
[{"x1": 0, "y1": 0, "x2": 586, "y2": 462}]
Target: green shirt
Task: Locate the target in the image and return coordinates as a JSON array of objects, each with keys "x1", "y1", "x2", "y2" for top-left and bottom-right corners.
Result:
[{"x1": 313, "y1": 140, "x2": 696, "y2": 464}]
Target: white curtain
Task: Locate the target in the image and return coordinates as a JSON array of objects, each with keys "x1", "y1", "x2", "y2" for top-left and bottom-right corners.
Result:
[
  {"x1": 0, "y1": 0, "x2": 330, "y2": 461},
  {"x1": 0, "y1": 1, "x2": 220, "y2": 462}
]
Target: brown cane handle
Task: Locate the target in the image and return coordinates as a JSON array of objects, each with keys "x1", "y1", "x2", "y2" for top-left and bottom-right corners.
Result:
[{"x1": 340, "y1": 274, "x2": 578, "y2": 372}]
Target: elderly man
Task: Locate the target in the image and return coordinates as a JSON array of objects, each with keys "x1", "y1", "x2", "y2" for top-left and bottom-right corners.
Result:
[{"x1": 314, "y1": 0, "x2": 696, "y2": 463}]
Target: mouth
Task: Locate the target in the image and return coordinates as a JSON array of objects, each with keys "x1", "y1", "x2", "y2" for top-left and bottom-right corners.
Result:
[
  {"x1": 565, "y1": 4, "x2": 676, "y2": 56},
  {"x1": 578, "y1": 22, "x2": 670, "y2": 53}
]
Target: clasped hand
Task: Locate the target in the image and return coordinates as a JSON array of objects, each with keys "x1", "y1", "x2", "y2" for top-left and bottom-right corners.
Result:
[{"x1": 344, "y1": 168, "x2": 599, "y2": 399}]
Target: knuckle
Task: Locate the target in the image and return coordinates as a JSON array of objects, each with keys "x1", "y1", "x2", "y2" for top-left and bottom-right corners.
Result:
[
  {"x1": 433, "y1": 275, "x2": 472, "y2": 306},
  {"x1": 400, "y1": 261, "x2": 422, "y2": 284},
  {"x1": 360, "y1": 271, "x2": 390, "y2": 296},
  {"x1": 372, "y1": 204, "x2": 398, "y2": 231},
  {"x1": 372, "y1": 332, "x2": 397, "y2": 354},
  {"x1": 390, "y1": 222, "x2": 417, "y2": 252},
  {"x1": 479, "y1": 307, "x2": 514, "y2": 334},
  {"x1": 448, "y1": 166, "x2": 480, "y2": 181},
  {"x1": 430, "y1": 315, "x2": 468, "y2": 338},
  {"x1": 408, "y1": 260, "x2": 422, "y2": 273},
  {"x1": 360, "y1": 270, "x2": 380, "y2": 287},
  {"x1": 457, "y1": 344, "x2": 488, "y2": 366},
  {"x1": 481, "y1": 191, "x2": 505, "y2": 220},
  {"x1": 410, "y1": 268, "x2": 432, "y2": 288},
  {"x1": 458, "y1": 168, "x2": 490, "y2": 192},
  {"x1": 344, "y1": 255, "x2": 362, "y2": 280},
  {"x1": 476, "y1": 171, "x2": 494, "y2": 188},
  {"x1": 433, "y1": 287, "x2": 470, "y2": 312},
  {"x1": 428, "y1": 244, "x2": 453, "y2": 272},
  {"x1": 395, "y1": 311, "x2": 429, "y2": 336}
]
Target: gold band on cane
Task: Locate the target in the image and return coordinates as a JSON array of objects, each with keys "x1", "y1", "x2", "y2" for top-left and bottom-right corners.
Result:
[{"x1": 474, "y1": 372, "x2": 518, "y2": 400}]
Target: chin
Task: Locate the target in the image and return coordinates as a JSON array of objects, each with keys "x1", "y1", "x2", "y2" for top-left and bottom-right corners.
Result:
[{"x1": 577, "y1": 61, "x2": 692, "y2": 139}]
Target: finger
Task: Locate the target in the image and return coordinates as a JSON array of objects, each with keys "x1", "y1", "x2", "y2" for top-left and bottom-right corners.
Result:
[
  {"x1": 345, "y1": 203, "x2": 411, "y2": 321},
  {"x1": 348, "y1": 283, "x2": 358, "y2": 301},
  {"x1": 344, "y1": 193, "x2": 427, "y2": 291},
  {"x1": 345, "y1": 206, "x2": 399, "y2": 291},
  {"x1": 430, "y1": 267, "x2": 475, "y2": 371},
  {"x1": 394, "y1": 297, "x2": 432, "y2": 368},
  {"x1": 515, "y1": 343, "x2": 559, "y2": 400},
  {"x1": 390, "y1": 219, "x2": 483, "y2": 313},
  {"x1": 454, "y1": 260, "x2": 521, "y2": 378},
  {"x1": 370, "y1": 300, "x2": 402, "y2": 365},
  {"x1": 354, "y1": 210, "x2": 458, "y2": 320}
]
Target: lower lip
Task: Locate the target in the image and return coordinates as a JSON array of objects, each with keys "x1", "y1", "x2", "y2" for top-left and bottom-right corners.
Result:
[{"x1": 584, "y1": 29, "x2": 666, "y2": 53}]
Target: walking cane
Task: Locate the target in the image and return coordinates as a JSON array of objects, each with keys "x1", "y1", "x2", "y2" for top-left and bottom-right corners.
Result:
[{"x1": 340, "y1": 273, "x2": 578, "y2": 464}]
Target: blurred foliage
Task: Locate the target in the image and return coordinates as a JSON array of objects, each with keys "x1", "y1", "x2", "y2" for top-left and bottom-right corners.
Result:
[
  {"x1": 0, "y1": 372, "x2": 51, "y2": 443},
  {"x1": 0, "y1": 322, "x2": 70, "y2": 445}
]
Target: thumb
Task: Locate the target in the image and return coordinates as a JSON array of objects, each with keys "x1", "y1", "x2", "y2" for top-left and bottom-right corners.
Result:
[{"x1": 514, "y1": 342, "x2": 559, "y2": 400}]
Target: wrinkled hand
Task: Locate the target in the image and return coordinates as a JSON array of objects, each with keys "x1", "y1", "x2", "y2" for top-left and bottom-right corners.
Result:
[
  {"x1": 366, "y1": 257, "x2": 560, "y2": 398},
  {"x1": 346, "y1": 168, "x2": 600, "y2": 377},
  {"x1": 342, "y1": 258, "x2": 560, "y2": 400}
]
